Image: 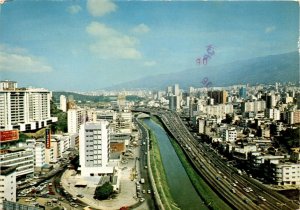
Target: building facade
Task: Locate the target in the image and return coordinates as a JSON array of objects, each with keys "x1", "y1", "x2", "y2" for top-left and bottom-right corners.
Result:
[
  {"x1": 79, "y1": 121, "x2": 113, "y2": 177},
  {"x1": 0, "y1": 149, "x2": 34, "y2": 177},
  {"x1": 67, "y1": 108, "x2": 86, "y2": 134},
  {"x1": 59, "y1": 95, "x2": 67, "y2": 112},
  {"x1": 0, "y1": 166, "x2": 16, "y2": 210},
  {"x1": 0, "y1": 81, "x2": 56, "y2": 131}
]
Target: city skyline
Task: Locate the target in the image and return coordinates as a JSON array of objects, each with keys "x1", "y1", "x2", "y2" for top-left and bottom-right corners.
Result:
[{"x1": 0, "y1": 0, "x2": 298, "y2": 91}]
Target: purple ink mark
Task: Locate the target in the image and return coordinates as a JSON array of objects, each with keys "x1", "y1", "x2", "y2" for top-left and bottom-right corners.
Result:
[
  {"x1": 202, "y1": 77, "x2": 212, "y2": 87},
  {"x1": 196, "y1": 45, "x2": 215, "y2": 66},
  {"x1": 206, "y1": 45, "x2": 215, "y2": 56},
  {"x1": 202, "y1": 77, "x2": 208, "y2": 85},
  {"x1": 196, "y1": 58, "x2": 202, "y2": 65}
]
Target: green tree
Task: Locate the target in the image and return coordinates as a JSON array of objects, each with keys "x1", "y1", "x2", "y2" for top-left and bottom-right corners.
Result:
[
  {"x1": 94, "y1": 182, "x2": 114, "y2": 200},
  {"x1": 50, "y1": 100, "x2": 67, "y2": 133},
  {"x1": 277, "y1": 127, "x2": 300, "y2": 151}
]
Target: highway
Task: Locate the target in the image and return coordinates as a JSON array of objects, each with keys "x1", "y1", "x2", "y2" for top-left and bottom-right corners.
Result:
[
  {"x1": 133, "y1": 107, "x2": 299, "y2": 210},
  {"x1": 134, "y1": 117, "x2": 158, "y2": 210}
]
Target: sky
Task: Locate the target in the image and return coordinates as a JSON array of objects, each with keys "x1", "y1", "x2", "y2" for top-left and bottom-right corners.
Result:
[{"x1": 0, "y1": 0, "x2": 298, "y2": 91}]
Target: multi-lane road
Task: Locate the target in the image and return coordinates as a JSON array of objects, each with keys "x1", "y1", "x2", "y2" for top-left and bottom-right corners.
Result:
[
  {"x1": 133, "y1": 107, "x2": 299, "y2": 210},
  {"x1": 134, "y1": 117, "x2": 157, "y2": 210}
]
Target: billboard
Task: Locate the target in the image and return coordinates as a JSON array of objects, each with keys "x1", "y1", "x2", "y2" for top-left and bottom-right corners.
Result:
[
  {"x1": 45, "y1": 128, "x2": 51, "y2": 149},
  {"x1": 0, "y1": 130, "x2": 19, "y2": 142}
]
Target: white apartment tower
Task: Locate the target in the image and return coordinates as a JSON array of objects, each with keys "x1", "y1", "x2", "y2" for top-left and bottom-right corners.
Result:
[
  {"x1": 0, "y1": 80, "x2": 56, "y2": 131},
  {"x1": 0, "y1": 166, "x2": 16, "y2": 210},
  {"x1": 79, "y1": 121, "x2": 113, "y2": 177},
  {"x1": 68, "y1": 108, "x2": 86, "y2": 134},
  {"x1": 35, "y1": 142, "x2": 46, "y2": 168},
  {"x1": 60, "y1": 95, "x2": 67, "y2": 112}
]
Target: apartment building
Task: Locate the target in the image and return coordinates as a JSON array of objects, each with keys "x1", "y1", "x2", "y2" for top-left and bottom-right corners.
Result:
[
  {"x1": 241, "y1": 100, "x2": 266, "y2": 113},
  {"x1": 0, "y1": 80, "x2": 57, "y2": 131},
  {"x1": 0, "y1": 166, "x2": 16, "y2": 210},
  {"x1": 60, "y1": 95, "x2": 67, "y2": 112},
  {"x1": 79, "y1": 121, "x2": 113, "y2": 177},
  {"x1": 67, "y1": 108, "x2": 86, "y2": 134},
  {"x1": 207, "y1": 90, "x2": 228, "y2": 104},
  {"x1": 0, "y1": 148, "x2": 34, "y2": 177},
  {"x1": 265, "y1": 160, "x2": 300, "y2": 185}
]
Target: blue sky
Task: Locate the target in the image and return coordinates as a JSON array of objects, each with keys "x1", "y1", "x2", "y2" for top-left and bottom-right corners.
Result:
[{"x1": 0, "y1": 0, "x2": 298, "y2": 91}]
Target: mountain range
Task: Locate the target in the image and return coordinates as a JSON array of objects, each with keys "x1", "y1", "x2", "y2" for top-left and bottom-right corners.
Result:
[{"x1": 106, "y1": 51, "x2": 299, "y2": 90}]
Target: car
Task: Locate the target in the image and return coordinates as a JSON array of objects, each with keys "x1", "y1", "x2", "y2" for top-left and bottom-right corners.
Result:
[
  {"x1": 232, "y1": 183, "x2": 237, "y2": 187},
  {"x1": 142, "y1": 190, "x2": 146, "y2": 194},
  {"x1": 243, "y1": 188, "x2": 250, "y2": 193},
  {"x1": 147, "y1": 190, "x2": 151, "y2": 194},
  {"x1": 258, "y1": 196, "x2": 266, "y2": 201},
  {"x1": 144, "y1": 166, "x2": 148, "y2": 169},
  {"x1": 140, "y1": 198, "x2": 145, "y2": 202}
]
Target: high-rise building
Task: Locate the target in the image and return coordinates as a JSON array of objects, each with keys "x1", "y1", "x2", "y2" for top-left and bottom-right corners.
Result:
[
  {"x1": 0, "y1": 166, "x2": 16, "y2": 210},
  {"x1": 207, "y1": 90, "x2": 228, "y2": 104},
  {"x1": 239, "y1": 87, "x2": 247, "y2": 99},
  {"x1": 168, "y1": 95, "x2": 180, "y2": 111},
  {"x1": 0, "y1": 81, "x2": 56, "y2": 131},
  {"x1": 67, "y1": 108, "x2": 86, "y2": 134},
  {"x1": 266, "y1": 93, "x2": 276, "y2": 109},
  {"x1": 173, "y1": 84, "x2": 180, "y2": 96},
  {"x1": 59, "y1": 95, "x2": 67, "y2": 112},
  {"x1": 79, "y1": 122, "x2": 113, "y2": 177}
]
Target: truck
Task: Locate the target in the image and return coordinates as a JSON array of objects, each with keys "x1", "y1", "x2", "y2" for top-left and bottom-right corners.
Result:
[{"x1": 140, "y1": 178, "x2": 145, "y2": 184}]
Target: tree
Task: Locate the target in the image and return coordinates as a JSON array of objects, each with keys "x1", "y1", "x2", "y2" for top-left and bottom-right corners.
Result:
[
  {"x1": 50, "y1": 100, "x2": 67, "y2": 133},
  {"x1": 94, "y1": 182, "x2": 114, "y2": 200}
]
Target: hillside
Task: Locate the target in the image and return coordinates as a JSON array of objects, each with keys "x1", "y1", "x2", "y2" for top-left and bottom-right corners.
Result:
[{"x1": 106, "y1": 51, "x2": 299, "y2": 90}]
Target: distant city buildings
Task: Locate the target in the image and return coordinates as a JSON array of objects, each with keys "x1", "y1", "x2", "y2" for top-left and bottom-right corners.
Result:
[{"x1": 208, "y1": 90, "x2": 228, "y2": 104}]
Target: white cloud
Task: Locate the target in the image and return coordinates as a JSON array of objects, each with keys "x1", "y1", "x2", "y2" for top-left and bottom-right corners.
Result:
[
  {"x1": 0, "y1": 45, "x2": 53, "y2": 73},
  {"x1": 265, "y1": 26, "x2": 276, "y2": 33},
  {"x1": 132, "y1": 24, "x2": 150, "y2": 34},
  {"x1": 67, "y1": 5, "x2": 82, "y2": 14},
  {"x1": 87, "y1": 0, "x2": 117, "y2": 17},
  {"x1": 144, "y1": 61, "x2": 156, "y2": 67},
  {"x1": 86, "y1": 21, "x2": 142, "y2": 60}
]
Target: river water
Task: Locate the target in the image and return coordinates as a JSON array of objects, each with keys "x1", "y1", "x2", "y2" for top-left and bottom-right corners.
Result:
[{"x1": 143, "y1": 118, "x2": 208, "y2": 210}]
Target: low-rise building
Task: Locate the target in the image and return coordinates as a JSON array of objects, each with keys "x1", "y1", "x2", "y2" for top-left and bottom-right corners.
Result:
[
  {"x1": 265, "y1": 160, "x2": 300, "y2": 185},
  {"x1": 0, "y1": 148, "x2": 34, "y2": 178}
]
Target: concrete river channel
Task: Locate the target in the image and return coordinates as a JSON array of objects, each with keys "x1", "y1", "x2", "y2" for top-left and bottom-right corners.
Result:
[{"x1": 142, "y1": 118, "x2": 208, "y2": 210}]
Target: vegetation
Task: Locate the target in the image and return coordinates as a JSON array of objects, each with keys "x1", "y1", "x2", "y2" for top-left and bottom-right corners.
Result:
[
  {"x1": 52, "y1": 91, "x2": 144, "y2": 103},
  {"x1": 277, "y1": 127, "x2": 300, "y2": 150},
  {"x1": 143, "y1": 123, "x2": 179, "y2": 210},
  {"x1": 94, "y1": 182, "x2": 114, "y2": 200},
  {"x1": 50, "y1": 100, "x2": 67, "y2": 133},
  {"x1": 170, "y1": 138, "x2": 232, "y2": 210}
]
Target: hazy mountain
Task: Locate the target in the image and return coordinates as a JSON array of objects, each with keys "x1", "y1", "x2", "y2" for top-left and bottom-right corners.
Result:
[{"x1": 106, "y1": 51, "x2": 299, "y2": 90}]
